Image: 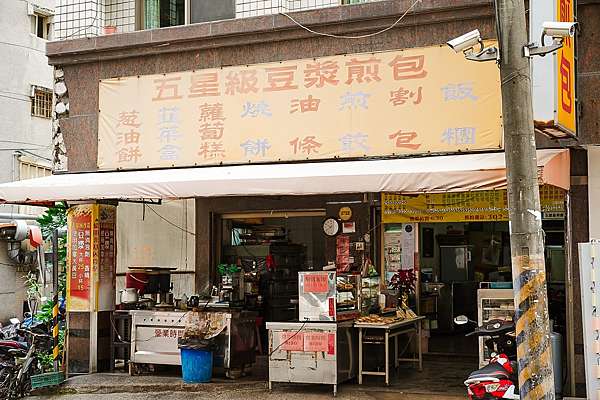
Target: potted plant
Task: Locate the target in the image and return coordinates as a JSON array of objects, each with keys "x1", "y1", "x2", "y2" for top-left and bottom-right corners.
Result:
[{"x1": 389, "y1": 269, "x2": 418, "y2": 319}]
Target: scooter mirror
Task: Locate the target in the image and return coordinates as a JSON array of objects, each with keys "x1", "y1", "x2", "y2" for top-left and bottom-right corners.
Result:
[{"x1": 454, "y1": 315, "x2": 469, "y2": 325}]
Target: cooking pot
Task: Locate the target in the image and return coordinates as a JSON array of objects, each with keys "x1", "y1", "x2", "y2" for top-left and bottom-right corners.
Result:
[
  {"x1": 187, "y1": 295, "x2": 200, "y2": 308},
  {"x1": 120, "y1": 288, "x2": 139, "y2": 304}
]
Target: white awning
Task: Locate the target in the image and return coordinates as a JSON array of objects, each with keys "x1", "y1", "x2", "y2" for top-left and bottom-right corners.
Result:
[{"x1": 0, "y1": 149, "x2": 569, "y2": 204}]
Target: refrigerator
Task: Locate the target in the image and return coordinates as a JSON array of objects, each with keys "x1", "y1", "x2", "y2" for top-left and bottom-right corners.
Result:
[{"x1": 440, "y1": 245, "x2": 472, "y2": 283}]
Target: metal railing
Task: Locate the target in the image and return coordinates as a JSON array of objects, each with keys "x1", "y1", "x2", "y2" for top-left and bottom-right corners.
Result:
[{"x1": 54, "y1": 0, "x2": 375, "y2": 40}]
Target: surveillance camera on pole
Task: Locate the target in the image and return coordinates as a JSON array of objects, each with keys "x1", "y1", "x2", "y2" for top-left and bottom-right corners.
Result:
[
  {"x1": 446, "y1": 29, "x2": 498, "y2": 62},
  {"x1": 524, "y1": 21, "x2": 577, "y2": 57}
]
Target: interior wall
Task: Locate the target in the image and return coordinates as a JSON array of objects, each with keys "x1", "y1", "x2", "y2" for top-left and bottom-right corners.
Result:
[{"x1": 116, "y1": 200, "x2": 195, "y2": 299}]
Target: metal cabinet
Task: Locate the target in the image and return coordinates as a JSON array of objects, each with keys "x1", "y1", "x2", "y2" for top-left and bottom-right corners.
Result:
[{"x1": 267, "y1": 321, "x2": 357, "y2": 396}]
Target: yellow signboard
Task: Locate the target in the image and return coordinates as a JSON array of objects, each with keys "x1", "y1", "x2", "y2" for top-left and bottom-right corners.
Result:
[
  {"x1": 382, "y1": 186, "x2": 565, "y2": 223},
  {"x1": 98, "y1": 45, "x2": 502, "y2": 170},
  {"x1": 556, "y1": 0, "x2": 576, "y2": 134}
]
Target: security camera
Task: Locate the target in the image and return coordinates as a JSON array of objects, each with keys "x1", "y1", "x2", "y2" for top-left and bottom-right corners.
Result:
[
  {"x1": 446, "y1": 30, "x2": 483, "y2": 53},
  {"x1": 542, "y1": 21, "x2": 577, "y2": 39}
]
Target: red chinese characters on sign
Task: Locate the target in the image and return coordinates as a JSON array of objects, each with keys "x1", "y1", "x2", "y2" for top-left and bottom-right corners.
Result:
[
  {"x1": 189, "y1": 72, "x2": 220, "y2": 97},
  {"x1": 303, "y1": 332, "x2": 329, "y2": 352},
  {"x1": 290, "y1": 95, "x2": 321, "y2": 114},
  {"x1": 99, "y1": 223, "x2": 115, "y2": 282},
  {"x1": 69, "y1": 213, "x2": 92, "y2": 303},
  {"x1": 154, "y1": 328, "x2": 185, "y2": 339},
  {"x1": 345, "y1": 57, "x2": 382, "y2": 84},
  {"x1": 280, "y1": 332, "x2": 304, "y2": 351},
  {"x1": 559, "y1": 54, "x2": 573, "y2": 114},
  {"x1": 152, "y1": 77, "x2": 183, "y2": 101},
  {"x1": 389, "y1": 86, "x2": 423, "y2": 106},
  {"x1": 225, "y1": 70, "x2": 259, "y2": 95},
  {"x1": 289, "y1": 136, "x2": 322, "y2": 155},
  {"x1": 198, "y1": 103, "x2": 226, "y2": 160},
  {"x1": 303, "y1": 273, "x2": 329, "y2": 293},
  {"x1": 389, "y1": 130, "x2": 421, "y2": 150},
  {"x1": 388, "y1": 55, "x2": 427, "y2": 80},
  {"x1": 304, "y1": 61, "x2": 339, "y2": 88},
  {"x1": 264, "y1": 66, "x2": 298, "y2": 92},
  {"x1": 115, "y1": 110, "x2": 142, "y2": 163}
]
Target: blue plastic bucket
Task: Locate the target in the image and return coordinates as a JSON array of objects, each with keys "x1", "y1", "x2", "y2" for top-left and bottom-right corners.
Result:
[{"x1": 180, "y1": 348, "x2": 213, "y2": 383}]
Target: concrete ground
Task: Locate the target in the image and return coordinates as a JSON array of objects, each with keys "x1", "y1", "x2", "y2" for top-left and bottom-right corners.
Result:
[{"x1": 25, "y1": 354, "x2": 471, "y2": 399}]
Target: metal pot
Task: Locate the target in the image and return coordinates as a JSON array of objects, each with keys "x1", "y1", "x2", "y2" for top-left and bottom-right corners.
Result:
[
  {"x1": 120, "y1": 288, "x2": 139, "y2": 304},
  {"x1": 187, "y1": 295, "x2": 200, "y2": 308}
]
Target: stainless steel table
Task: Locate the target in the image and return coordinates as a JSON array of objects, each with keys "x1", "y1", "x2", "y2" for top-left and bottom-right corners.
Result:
[{"x1": 354, "y1": 316, "x2": 425, "y2": 385}]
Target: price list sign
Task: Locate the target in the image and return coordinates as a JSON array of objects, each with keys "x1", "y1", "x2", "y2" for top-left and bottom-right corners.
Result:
[{"x1": 68, "y1": 207, "x2": 93, "y2": 311}]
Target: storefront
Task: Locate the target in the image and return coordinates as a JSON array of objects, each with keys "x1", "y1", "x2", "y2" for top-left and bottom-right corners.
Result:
[
  {"x1": 0, "y1": 31, "x2": 574, "y2": 394},
  {"x1": 0, "y1": 147, "x2": 570, "y2": 390}
]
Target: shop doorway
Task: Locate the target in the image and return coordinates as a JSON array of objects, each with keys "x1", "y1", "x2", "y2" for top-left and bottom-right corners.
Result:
[{"x1": 413, "y1": 220, "x2": 566, "y2": 364}]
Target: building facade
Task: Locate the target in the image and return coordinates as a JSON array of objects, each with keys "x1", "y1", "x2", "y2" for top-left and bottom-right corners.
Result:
[{"x1": 43, "y1": 0, "x2": 600, "y2": 396}]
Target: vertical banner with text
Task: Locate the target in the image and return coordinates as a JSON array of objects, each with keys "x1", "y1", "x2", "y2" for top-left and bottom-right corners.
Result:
[{"x1": 67, "y1": 204, "x2": 117, "y2": 312}]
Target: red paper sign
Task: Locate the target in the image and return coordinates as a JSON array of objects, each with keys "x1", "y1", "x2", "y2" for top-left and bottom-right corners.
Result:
[
  {"x1": 303, "y1": 273, "x2": 329, "y2": 293},
  {"x1": 304, "y1": 332, "x2": 329, "y2": 352},
  {"x1": 328, "y1": 297, "x2": 335, "y2": 317},
  {"x1": 328, "y1": 333, "x2": 336, "y2": 355},
  {"x1": 280, "y1": 331, "x2": 304, "y2": 351}
]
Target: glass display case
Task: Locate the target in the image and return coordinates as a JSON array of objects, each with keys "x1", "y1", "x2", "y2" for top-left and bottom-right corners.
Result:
[
  {"x1": 477, "y1": 288, "x2": 514, "y2": 367},
  {"x1": 336, "y1": 273, "x2": 361, "y2": 320},
  {"x1": 360, "y1": 276, "x2": 380, "y2": 314}
]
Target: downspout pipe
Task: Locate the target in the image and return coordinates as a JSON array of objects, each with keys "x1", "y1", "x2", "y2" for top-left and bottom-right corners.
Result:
[{"x1": 0, "y1": 213, "x2": 42, "y2": 221}]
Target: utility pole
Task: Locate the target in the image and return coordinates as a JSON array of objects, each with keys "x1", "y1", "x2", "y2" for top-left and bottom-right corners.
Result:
[{"x1": 496, "y1": 0, "x2": 555, "y2": 399}]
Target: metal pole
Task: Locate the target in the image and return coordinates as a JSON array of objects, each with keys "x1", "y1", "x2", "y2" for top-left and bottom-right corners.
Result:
[
  {"x1": 496, "y1": 0, "x2": 555, "y2": 398},
  {"x1": 52, "y1": 229, "x2": 60, "y2": 372}
]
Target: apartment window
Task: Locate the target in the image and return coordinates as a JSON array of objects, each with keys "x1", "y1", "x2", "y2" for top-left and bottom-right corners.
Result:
[
  {"x1": 143, "y1": 0, "x2": 184, "y2": 29},
  {"x1": 31, "y1": 87, "x2": 53, "y2": 119},
  {"x1": 31, "y1": 13, "x2": 51, "y2": 39},
  {"x1": 190, "y1": 0, "x2": 235, "y2": 24},
  {"x1": 19, "y1": 160, "x2": 52, "y2": 180}
]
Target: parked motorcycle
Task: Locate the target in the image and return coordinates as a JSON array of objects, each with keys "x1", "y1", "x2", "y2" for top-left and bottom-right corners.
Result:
[
  {"x1": 0, "y1": 319, "x2": 49, "y2": 400},
  {"x1": 454, "y1": 315, "x2": 519, "y2": 400}
]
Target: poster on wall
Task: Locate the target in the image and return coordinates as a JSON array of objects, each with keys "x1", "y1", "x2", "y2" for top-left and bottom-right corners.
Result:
[
  {"x1": 384, "y1": 230, "x2": 402, "y2": 273},
  {"x1": 98, "y1": 45, "x2": 503, "y2": 170},
  {"x1": 67, "y1": 205, "x2": 93, "y2": 312},
  {"x1": 67, "y1": 204, "x2": 117, "y2": 312},
  {"x1": 401, "y1": 224, "x2": 415, "y2": 270}
]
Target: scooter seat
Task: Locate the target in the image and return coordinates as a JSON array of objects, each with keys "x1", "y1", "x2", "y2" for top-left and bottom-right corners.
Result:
[{"x1": 466, "y1": 362, "x2": 511, "y2": 382}]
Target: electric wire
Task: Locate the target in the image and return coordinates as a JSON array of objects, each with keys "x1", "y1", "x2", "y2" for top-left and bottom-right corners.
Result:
[
  {"x1": 146, "y1": 205, "x2": 196, "y2": 236},
  {"x1": 280, "y1": 0, "x2": 422, "y2": 40}
]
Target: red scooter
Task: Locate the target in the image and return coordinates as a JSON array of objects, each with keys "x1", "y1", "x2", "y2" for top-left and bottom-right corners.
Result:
[{"x1": 454, "y1": 315, "x2": 519, "y2": 400}]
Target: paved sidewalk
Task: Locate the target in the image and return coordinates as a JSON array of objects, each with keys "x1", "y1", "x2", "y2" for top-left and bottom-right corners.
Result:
[{"x1": 27, "y1": 373, "x2": 465, "y2": 399}]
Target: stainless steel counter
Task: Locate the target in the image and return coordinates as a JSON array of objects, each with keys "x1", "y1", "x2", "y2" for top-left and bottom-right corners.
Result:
[
  {"x1": 129, "y1": 309, "x2": 256, "y2": 377},
  {"x1": 266, "y1": 320, "x2": 357, "y2": 396}
]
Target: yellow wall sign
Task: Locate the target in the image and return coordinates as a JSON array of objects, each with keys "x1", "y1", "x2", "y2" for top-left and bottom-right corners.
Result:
[
  {"x1": 556, "y1": 0, "x2": 576, "y2": 134},
  {"x1": 339, "y1": 207, "x2": 352, "y2": 221},
  {"x1": 98, "y1": 45, "x2": 502, "y2": 170},
  {"x1": 382, "y1": 186, "x2": 565, "y2": 223}
]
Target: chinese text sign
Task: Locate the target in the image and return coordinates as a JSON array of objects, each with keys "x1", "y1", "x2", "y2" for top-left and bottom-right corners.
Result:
[
  {"x1": 556, "y1": 0, "x2": 576, "y2": 134},
  {"x1": 382, "y1": 186, "x2": 565, "y2": 223},
  {"x1": 98, "y1": 45, "x2": 502, "y2": 170}
]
